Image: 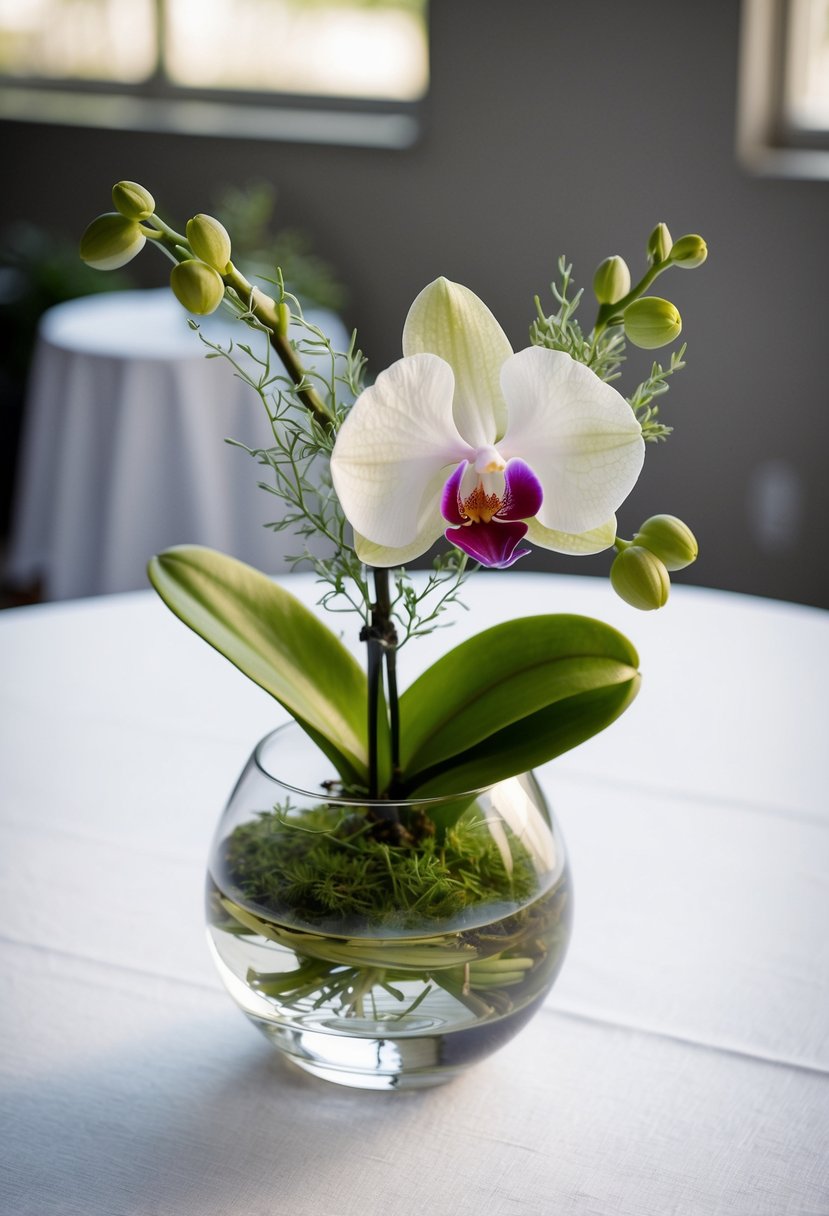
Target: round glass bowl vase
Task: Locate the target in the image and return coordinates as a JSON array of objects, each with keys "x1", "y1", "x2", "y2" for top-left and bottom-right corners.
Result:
[{"x1": 206, "y1": 722, "x2": 572, "y2": 1090}]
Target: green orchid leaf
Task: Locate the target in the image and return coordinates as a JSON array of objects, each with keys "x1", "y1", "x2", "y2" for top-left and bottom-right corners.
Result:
[
  {"x1": 408, "y1": 678, "x2": 640, "y2": 801},
  {"x1": 148, "y1": 545, "x2": 369, "y2": 784},
  {"x1": 399, "y1": 615, "x2": 640, "y2": 797}
]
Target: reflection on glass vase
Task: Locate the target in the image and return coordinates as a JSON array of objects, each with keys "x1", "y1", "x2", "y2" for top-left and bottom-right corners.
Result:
[{"x1": 206, "y1": 722, "x2": 572, "y2": 1090}]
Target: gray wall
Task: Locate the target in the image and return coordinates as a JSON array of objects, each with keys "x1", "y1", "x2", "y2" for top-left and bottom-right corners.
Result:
[{"x1": 2, "y1": 0, "x2": 827, "y2": 606}]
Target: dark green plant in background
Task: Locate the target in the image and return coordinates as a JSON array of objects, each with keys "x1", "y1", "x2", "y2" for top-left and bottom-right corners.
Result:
[{"x1": 211, "y1": 183, "x2": 346, "y2": 315}]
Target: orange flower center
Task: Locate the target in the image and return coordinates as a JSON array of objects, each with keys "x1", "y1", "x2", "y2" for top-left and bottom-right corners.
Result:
[{"x1": 459, "y1": 481, "x2": 503, "y2": 524}]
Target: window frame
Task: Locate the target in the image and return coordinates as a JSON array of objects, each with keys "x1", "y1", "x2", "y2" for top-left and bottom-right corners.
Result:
[{"x1": 738, "y1": 0, "x2": 829, "y2": 177}]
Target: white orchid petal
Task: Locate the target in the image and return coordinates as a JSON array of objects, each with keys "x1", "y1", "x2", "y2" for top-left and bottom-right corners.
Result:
[
  {"x1": 354, "y1": 519, "x2": 445, "y2": 567},
  {"x1": 525, "y1": 515, "x2": 618, "y2": 555},
  {"x1": 353, "y1": 465, "x2": 449, "y2": 565},
  {"x1": 330, "y1": 353, "x2": 471, "y2": 548},
  {"x1": 402, "y1": 278, "x2": 512, "y2": 447},
  {"x1": 500, "y1": 347, "x2": 645, "y2": 535}
]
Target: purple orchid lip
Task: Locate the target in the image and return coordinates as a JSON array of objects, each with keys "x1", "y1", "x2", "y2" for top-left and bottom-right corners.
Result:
[
  {"x1": 499, "y1": 458, "x2": 543, "y2": 521},
  {"x1": 445, "y1": 520, "x2": 531, "y2": 568},
  {"x1": 440, "y1": 457, "x2": 543, "y2": 527},
  {"x1": 440, "y1": 461, "x2": 468, "y2": 526},
  {"x1": 440, "y1": 456, "x2": 542, "y2": 567}
]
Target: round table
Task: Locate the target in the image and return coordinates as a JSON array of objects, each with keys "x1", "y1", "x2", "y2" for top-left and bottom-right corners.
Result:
[
  {"x1": 1, "y1": 573, "x2": 827, "y2": 1215},
  {"x1": 5, "y1": 289, "x2": 346, "y2": 600}
]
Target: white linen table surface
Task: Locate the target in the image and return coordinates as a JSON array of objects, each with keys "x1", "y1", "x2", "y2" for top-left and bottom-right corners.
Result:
[
  {"x1": 4, "y1": 290, "x2": 345, "y2": 601},
  {"x1": 1, "y1": 573, "x2": 827, "y2": 1216}
]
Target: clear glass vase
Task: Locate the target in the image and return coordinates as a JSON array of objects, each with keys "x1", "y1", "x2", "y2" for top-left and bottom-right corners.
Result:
[{"x1": 206, "y1": 722, "x2": 572, "y2": 1090}]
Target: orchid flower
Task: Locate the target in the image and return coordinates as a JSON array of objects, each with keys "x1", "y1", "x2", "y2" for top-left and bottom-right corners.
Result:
[{"x1": 330, "y1": 278, "x2": 645, "y2": 569}]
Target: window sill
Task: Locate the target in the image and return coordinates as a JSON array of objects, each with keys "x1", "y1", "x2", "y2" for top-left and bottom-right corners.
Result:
[
  {"x1": 737, "y1": 136, "x2": 829, "y2": 180},
  {"x1": 0, "y1": 84, "x2": 422, "y2": 149}
]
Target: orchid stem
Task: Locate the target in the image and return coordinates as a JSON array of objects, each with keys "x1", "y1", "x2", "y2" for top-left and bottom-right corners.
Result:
[
  {"x1": 375, "y1": 568, "x2": 401, "y2": 787},
  {"x1": 363, "y1": 567, "x2": 400, "y2": 805},
  {"x1": 145, "y1": 224, "x2": 335, "y2": 433},
  {"x1": 365, "y1": 610, "x2": 383, "y2": 800},
  {"x1": 222, "y1": 264, "x2": 335, "y2": 432}
]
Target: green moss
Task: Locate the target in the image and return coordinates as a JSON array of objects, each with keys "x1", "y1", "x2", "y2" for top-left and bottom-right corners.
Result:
[{"x1": 216, "y1": 800, "x2": 539, "y2": 931}]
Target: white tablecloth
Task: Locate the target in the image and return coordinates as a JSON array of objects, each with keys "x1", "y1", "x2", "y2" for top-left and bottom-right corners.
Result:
[
  {"x1": 1, "y1": 574, "x2": 828, "y2": 1215},
  {"x1": 5, "y1": 290, "x2": 345, "y2": 600}
]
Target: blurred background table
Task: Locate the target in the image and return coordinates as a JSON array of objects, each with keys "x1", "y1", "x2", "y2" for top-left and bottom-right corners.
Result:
[
  {"x1": 4, "y1": 289, "x2": 344, "y2": 600},
  {"x1": 1, "y1": 573, "x2": 827, "y2": 1215}
]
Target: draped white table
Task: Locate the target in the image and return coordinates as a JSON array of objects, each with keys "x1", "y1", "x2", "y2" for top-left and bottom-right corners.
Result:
[
  {"x1": 1, "y1": 573, "x2": 828, "y2": 1216},
  {"x1": 5, "y1": 290, "x2": 345, "y2": 600}
]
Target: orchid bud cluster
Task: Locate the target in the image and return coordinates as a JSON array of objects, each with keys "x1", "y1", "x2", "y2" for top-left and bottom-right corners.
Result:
[
  {"x1": 592, "y1": 221, "x2": 708, "y2": 351},
  {"x1": 589, "y1": 226, "x2": 705, "y2": 604},
  {"x1": 80, "y1": 179, "x2": 332, "y2": 433},
  {"x1": 610, "y1": 515, "x2": 699, "y2": 610},
  {"x1": 82, "y1": 181, "x2": 255, "y2": 318},
  {"x1": 80, "y1": 181, "x2": 154, "y2": 271}
]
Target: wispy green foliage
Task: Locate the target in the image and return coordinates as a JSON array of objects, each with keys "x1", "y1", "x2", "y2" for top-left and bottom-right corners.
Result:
[
  {"x1": 530, "y1": 257, "x2": 626, "y2": 384},
  {"x1": 192, "y1": 293, "x2": 469, "y2": 643},
  {"x1": 530, "y1": 256, "x2": 687, "y2": 436},
  {"x1": 625, "y1": 345, "x2": 686, "y2": 442},
  {"x1": 391, "y1": 550, "x2": 469, "y2": 647}
]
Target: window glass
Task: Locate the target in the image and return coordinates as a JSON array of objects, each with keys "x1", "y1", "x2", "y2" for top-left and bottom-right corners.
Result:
[
  {"x1": 0, "y1": 0, "x2": 157, "y2": 84},
  {"x1": 0, "y1": 0, "x2": 428, "y2": 101},
  {"x1": 166, "y1": 0, "x2": 428, "y2": 100},
  {"x1": 784, "y1": 0, "x2": 829, "y2": 129}
]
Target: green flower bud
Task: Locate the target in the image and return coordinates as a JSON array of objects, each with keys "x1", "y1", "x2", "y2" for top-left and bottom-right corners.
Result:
[
  {"x1": 611, "y1": 545, "x2": 670, "y2": 611},
  {"x1": 670, "y1": 233, "x2": 707, "y2": 268},
  {"x1": 623, "y1": 296, "x2": 682, "y2": 349},
  {"x1": 633, "y1": 514, "x2": 698, "y2": 571},
  {"x1": 111, "y1": 180, "x2": 155, "y2": 221},
  {"x1": 79, "y1": 212, "x2": 146, "y2": 270},
  {"x1": 186, "y1": 213, "x2": 232, "y2": 271},
  {"x1": 647, "y1": 222, "x2": 672, "y2": 264},
  {"x1": 170, "y1": 259, "x2": 225, "y2": 315},
  {"x1": 593, "y1": 255, "x2": 631, "y2": 305}
]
